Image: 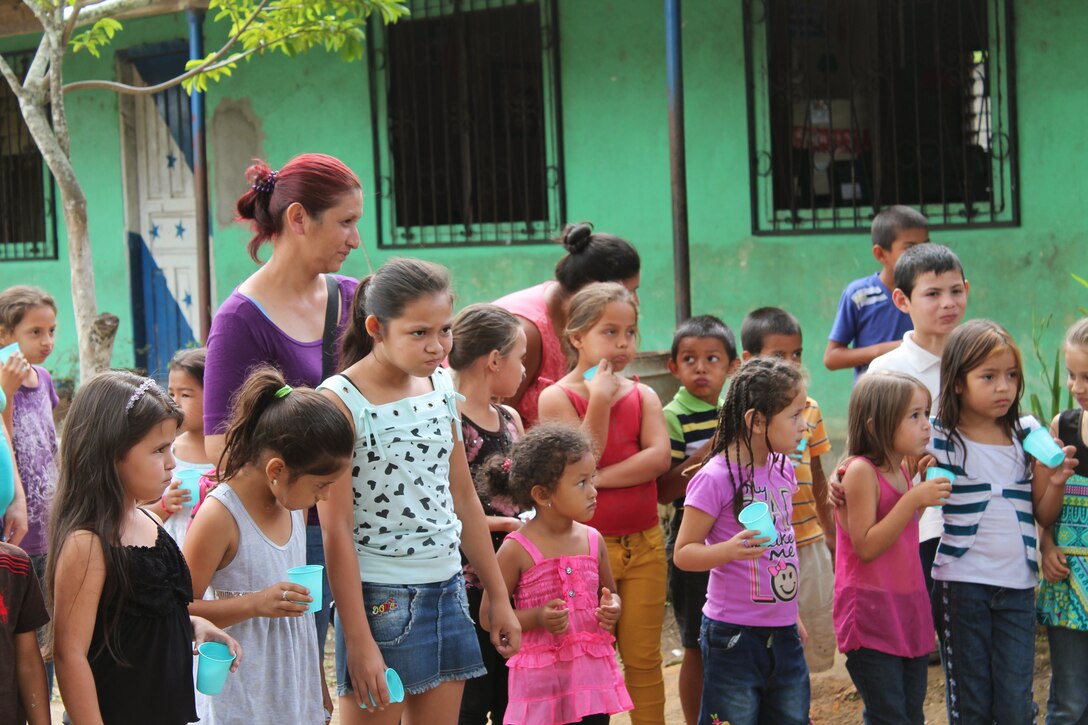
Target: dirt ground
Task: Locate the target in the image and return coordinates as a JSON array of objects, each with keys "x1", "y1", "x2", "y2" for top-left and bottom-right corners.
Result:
[{"x1": 47, "y1": 611, "x2": 1054, "y2": 723}]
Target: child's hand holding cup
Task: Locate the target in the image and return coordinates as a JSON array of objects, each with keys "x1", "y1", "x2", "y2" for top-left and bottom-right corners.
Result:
[{"x1": 922, "y1": 467, "x2": 955, "y2": 507}]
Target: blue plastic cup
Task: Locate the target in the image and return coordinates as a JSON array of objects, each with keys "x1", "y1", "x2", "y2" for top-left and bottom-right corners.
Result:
[
  {"x1": 582, "y1": 365, "x2": 598, "y2": 381},
  {"x1": 175, "y1": 469, "x2": 202, "y2": 507},
  {"x1": 737, "y1": 501, "x2": 777, "y2": 547},
  {"x1": 360, "y1": 668, "x2": 405, "y2": 708},
  {"x1": 925, "y1": 466, "x2": 956, "y2": 507},
  {"x1": 1023, "y1": 427, "x2": 1066, "y2": 468},
  {"x1": 196, "y1": 641, "x2": 236, "y2": 696},
  {"x1": 0, "y1": 342, "x2": 20, "y2": 364},
  {"x1": 287, "y1": 564, "x2": 323, "y2": 612},
  {"x1": 925, "y1": 466, "x2": 957, "y2": 484}
]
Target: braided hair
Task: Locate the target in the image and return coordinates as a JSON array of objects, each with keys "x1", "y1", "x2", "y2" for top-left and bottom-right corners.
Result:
[{"x1": 706, "y1": 357, "x2": 804, "y2": 522}]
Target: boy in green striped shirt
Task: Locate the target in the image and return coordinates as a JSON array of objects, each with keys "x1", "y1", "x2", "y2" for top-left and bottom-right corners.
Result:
[{"x1": 659, "y1": 315, "x2": 739, "y2": 725}]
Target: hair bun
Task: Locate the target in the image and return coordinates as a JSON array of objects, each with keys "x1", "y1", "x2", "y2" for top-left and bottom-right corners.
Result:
[{"x1": 561, "y1": 223, "x2": 594, "y2": 254}]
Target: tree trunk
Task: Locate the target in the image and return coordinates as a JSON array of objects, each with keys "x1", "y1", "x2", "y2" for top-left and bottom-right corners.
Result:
[{"x1": 16, "y1": 63, "x2": 118, "y2": 383}]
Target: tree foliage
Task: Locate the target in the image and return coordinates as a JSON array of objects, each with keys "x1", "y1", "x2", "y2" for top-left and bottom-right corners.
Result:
[{"x1": 0, "y1": 0, "x2": 406, "y2": 381}]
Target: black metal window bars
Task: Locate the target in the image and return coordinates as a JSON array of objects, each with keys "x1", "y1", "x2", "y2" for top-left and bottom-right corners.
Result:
[
  {"x1": 744, "y1": 0, "x2": 1018, "y2": 234},
  {"x1": 368, "y1": 0, "x2": 564, "y2": 248},
  {"x1": 0, "y1": 50, "x2": 58, "y2": 261}
]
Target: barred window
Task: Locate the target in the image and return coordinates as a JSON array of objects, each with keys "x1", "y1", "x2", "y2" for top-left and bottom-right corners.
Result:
[
  {"x1": 744, "y1": 0, "x2": 1017, "y2": 234},
  {"x1": 0, "y1": 51, "x2": 57, "y2": 261},
  {"x1": 368, "y1": 0, "x2": 564, "y2": 248}
]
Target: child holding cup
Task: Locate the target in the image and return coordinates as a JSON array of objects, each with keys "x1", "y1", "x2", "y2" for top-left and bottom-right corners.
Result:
[
  {"x1": 834, "y1": 371, "x2": 951, "y2": 722},
  {"x1": 49, "y1": 371, "x2": 240, "y2": 724},
  {"x1": 184, "y1": 367, "x2": 354, "y2": 723},
  {"x1": 673, "y1": 358, "x2": 812, "y2": 725},
  {"x1": 152, "y1": 347, "x2": 214, "y2": 549}
]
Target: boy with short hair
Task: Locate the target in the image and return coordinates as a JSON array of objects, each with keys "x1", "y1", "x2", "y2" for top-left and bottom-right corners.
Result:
[
  {"x1": 0, "y1": 541, "x2": 50, "y2": 725},
  {"x1": 868, "y1": 243, "x2": 968, "y2": 594},
  {"x1": 824, "y1": 205, "x2": 930, "y2": 379},
  {"x1": 659, "y1": 314, "x2": 740, "y2": 725},
  {"x1": 742, "y1": 307, "x2": 836, "y2": 674}
]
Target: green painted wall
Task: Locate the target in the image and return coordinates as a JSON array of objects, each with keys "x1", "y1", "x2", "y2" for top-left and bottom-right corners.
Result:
[
  {"x1": 3, "y1": 0, "x2": 1086, "y2": 439},
  {"x1": 0, "y1": 14, "x2": 194, "y2": 380}
]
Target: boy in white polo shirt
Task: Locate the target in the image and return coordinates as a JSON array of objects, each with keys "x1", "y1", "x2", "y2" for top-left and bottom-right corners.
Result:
[{"x1": 868, "y1": 242, "x2": 968, "y2": 595}]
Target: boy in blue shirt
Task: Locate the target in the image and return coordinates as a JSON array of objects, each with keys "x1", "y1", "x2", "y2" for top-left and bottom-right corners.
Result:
[
  {"x1": 659, "y1": 315, "x2": 740, "y2": 725},
  {"x1": 823, "y1": 205, "x2": 930, "y2": 379}
]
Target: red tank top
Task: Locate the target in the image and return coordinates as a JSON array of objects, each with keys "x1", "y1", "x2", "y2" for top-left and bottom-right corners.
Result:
[{"x1": 561, "y1": 383, "x2": 659, "y2": 536}]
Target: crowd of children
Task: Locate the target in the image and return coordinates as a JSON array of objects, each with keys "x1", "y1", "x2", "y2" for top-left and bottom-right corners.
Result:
[{"x1": 4, "y1": 195, "x2": 1088, "y2": 725}]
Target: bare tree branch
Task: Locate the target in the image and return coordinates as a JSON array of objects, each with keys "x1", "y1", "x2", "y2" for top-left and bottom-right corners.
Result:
[
  {"x1": 64, "y1": 0, "x2": 273, "y2": 95},
  {"x1": 0, "y1": 53, "x2": 25, "y2": 100},
  {"x1": 62, "y1": 0, "x2": 93, "y2": 45},
  {"x1": 75, "y1": 0, "x2": 155, "y2": 26}
]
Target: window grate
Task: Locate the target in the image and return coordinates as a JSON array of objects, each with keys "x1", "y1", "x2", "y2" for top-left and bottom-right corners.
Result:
[
  {"x1": 743, "y1": 0, "x2": 1018, "y2": 234},
  {"x1": 368, "y1": 0, "x2": 565, "y2": 248},
  {"x1": 0, "y1": 51, "x2": 58, "y2": 261}
]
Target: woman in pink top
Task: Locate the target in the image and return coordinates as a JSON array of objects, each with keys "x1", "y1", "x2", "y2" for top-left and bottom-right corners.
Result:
[
  {"x1": 494, "y1": 223, "x2": 640, "y2": 427},
  {"x1": 835, "y1": 372, "x2": 952, "y2": 724}
]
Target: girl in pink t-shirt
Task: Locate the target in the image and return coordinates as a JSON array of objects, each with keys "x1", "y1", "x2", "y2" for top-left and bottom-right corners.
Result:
[
  {"x1": 673, "y1": 358, "x2": 810, "y2": 725},
  {"x1": 835, "y1": 371, "x2": 951, "y2": 723}
]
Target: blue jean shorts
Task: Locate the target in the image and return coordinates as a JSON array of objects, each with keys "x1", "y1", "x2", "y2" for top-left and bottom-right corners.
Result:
[{"x1": 334, "y1": 572, "x2": 485, "y2": 696}]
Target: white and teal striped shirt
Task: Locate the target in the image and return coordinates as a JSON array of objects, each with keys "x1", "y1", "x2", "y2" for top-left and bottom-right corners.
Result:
[{"x1": 928, "y1": 415, "x2": 1039, "y2": 589}]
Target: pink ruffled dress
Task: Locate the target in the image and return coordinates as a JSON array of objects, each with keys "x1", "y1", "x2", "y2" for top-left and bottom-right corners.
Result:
[{"x1": 504, "y1": 527, "x2": 633, "y2": 725}]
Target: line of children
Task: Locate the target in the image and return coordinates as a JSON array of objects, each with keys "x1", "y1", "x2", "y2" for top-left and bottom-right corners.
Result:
[
  {"x1": 47, "y1": 371, "x2": 241, "y2": 723},
  {"x1": 674, "y1": 357, "x2": 811, "y2": 725},
  {"x1": 480, "y1": 424, "x2": 633, "y2": 725},
  {"x1": 154, "y1": 348, "x2": 215, "y2": 549},
  {"x1": 538, "y1": 281, "x2": 673, "y2": 725},
  {"x1": 448, "y1": 303, "x2": 527, "y2": 725},
  {"x1": 834, "y1": 371, "x2": 949, "y2": 723},
  {"x1": 659, "y1": 315, "x2": 738, "y2": 725},
  {"x1": 868, "y1": 243, "x2": 969, "y2": 600},
  {"x1": 317, "y1": 258, "x2": 521, "y2": 725},
  {"x1": 740, "y1": 307, "x2": 837, "y2": 675},
  {"x1": 0, "y1": 285, "x2": 60, "y2": 696},
  {"x1": 1038, "y1": 318, "x2": 1088, "y2": 725},
  {"x1": 825, "y1": 205, "x2": 929, "y2": 379},
  {"x1": 184, "y1": 368, "x2": 354, "y2": 723}
]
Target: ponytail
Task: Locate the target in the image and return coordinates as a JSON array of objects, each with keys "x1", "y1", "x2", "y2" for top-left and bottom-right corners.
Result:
[
  {"x1": 338, "y1": 258, "x2": 453, "y2": 369},
  {"x1": 218, "y1": 366, "x2": 353, "y2": 480}
]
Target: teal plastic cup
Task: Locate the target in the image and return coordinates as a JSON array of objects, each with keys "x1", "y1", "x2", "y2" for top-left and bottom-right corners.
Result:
[
  {"x1": 1023, "y1": 427, "x2": 1066, "y2": 468},
  {"x1": 175, "y1": 469, "x2": 202, "y2": 507},
  {"x1": 196, "y1": 641, "x2": 236, "y2": 695},
  {"x1": 360, "y1": 668, "x2": 405, "y2": 708},
  {"x1": 925, "y1": 466, "x2": 956, "y2": 507},
  {"x1": 582, "y1": 365, "x2": 598, "y2": 381},
  {"x1": 738, "y1": 501, "x2": 777, "y2": 547},
  {"x1": 925, "y1": 466, "x2": 957, "y2": 484},
  {"x1": 287, "y1": 564, "x2": 323, "y2": 612},
  {"x1": 0, "y1": 342, "x2": 20, "y2": 363}
]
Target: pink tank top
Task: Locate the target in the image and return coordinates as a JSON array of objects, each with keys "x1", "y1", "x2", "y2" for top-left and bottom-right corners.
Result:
[
  {"x1": 494, "y1": 282, "x2": 567, "y2": 428},
  {"x1": 560, "y1": 384, "x2": 658, "y2": 536},
  {"x1": 833, "y1": 458, "x2": 934, "y2": 658}
]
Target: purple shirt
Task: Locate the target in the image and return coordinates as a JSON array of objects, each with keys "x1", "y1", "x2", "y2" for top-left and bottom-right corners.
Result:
[
  {"x1": 828, "y1": 273, "x2": 914, "y2": 379},
  {"x1": 204, "y1": 275, "x2": 358, "y2": 435},
  {"x1": 684, "y1": 453, "x2": 800, "y2": 627},
  {"x1": 10, "y1": 367, "x2": 59, "y2": 556}
]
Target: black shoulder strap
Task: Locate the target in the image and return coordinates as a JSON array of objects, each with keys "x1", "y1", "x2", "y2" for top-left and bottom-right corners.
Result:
[{"x1": 322, "y1": 274, "x2": 340, "y2": 380}]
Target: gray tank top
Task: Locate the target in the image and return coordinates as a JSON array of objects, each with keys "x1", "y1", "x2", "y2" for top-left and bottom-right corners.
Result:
[{"x1": 204, "y1": 484, "x2": 325, "y2": 724}]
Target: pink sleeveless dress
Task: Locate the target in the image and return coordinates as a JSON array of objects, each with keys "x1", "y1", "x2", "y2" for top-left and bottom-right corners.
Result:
[
  {"x1": 504, "y1": 527, "x2": 633, "y2": 725},
  {"x1": 494, "y1": 282, "x2": 567, "y2": 428},
  {"x1": 833, "y1": 458, "x2": 934, "y2": 658}
]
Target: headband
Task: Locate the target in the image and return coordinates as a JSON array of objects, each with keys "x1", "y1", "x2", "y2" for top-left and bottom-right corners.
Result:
[{"x1": 125, "y1": 378, "x2": 159, "y2": 412}]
